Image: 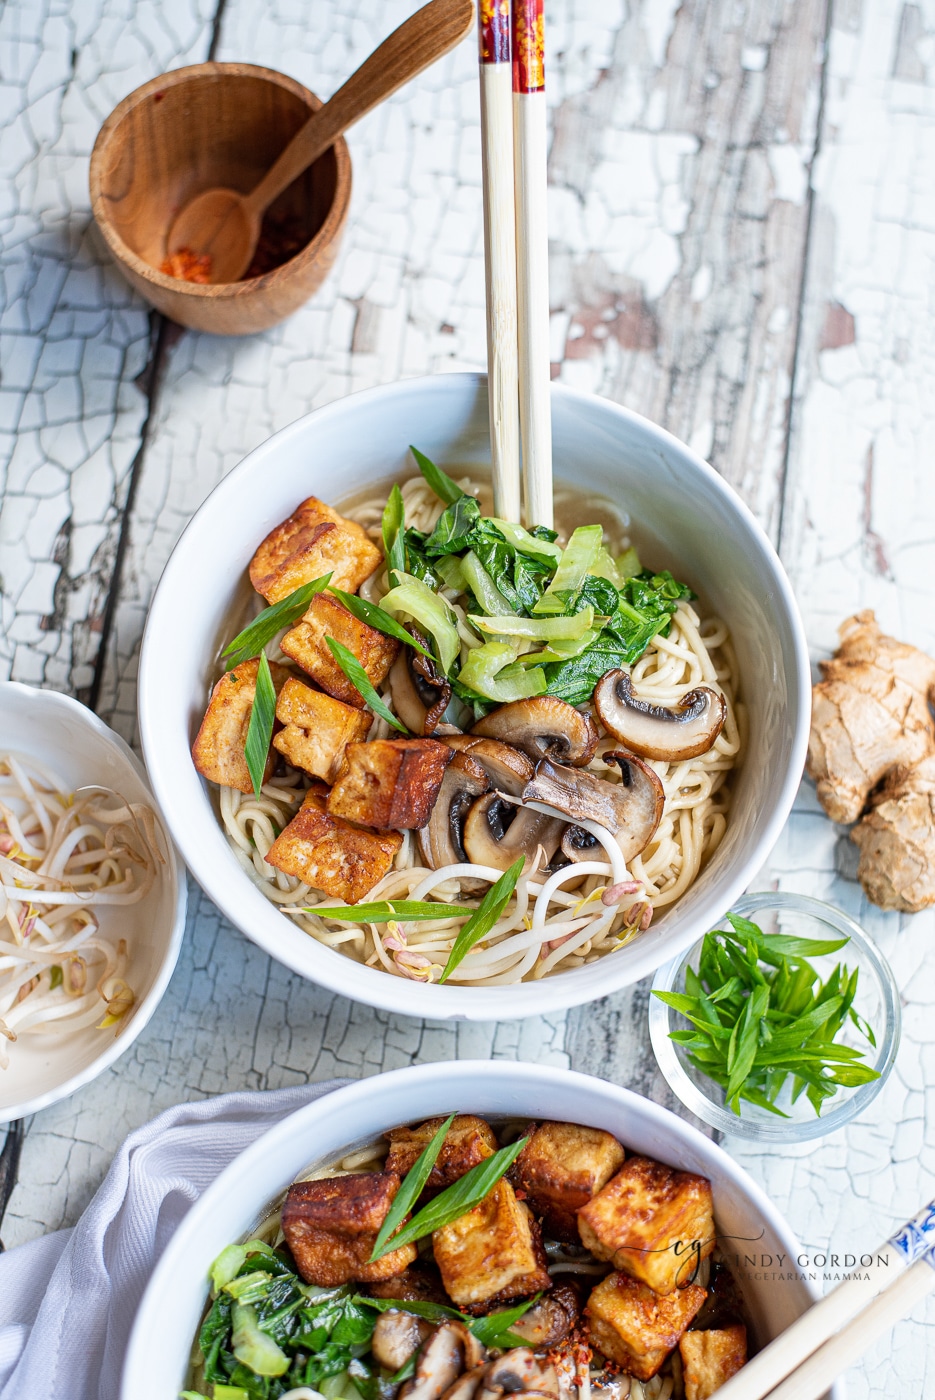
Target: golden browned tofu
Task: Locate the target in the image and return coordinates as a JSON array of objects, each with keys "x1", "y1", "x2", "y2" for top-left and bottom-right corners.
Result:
[
  {"x1": 266, "y1": 787, "x2": 402, "y2": 903},
  {"x1": 432, "y1": 1178, "x2": 552, "y2": 1309},
  {"x1": 281, "y1": 1172, "x2": 417, "y2": 1287},
  {"x1": 586, "y1": 1271, "x2": 707, "y2": 1380},
  {"x1": 513, "y1": 1121, "x2": 626, "y2": 1242},
  {"x1": 578, "y1": 1155, "x2": 715, "y2": 1295},
  {"x1": 281, "y1": 594, "x2": 399, "y2": 708},
  {"x1": 680, "y1": 1325, "x2": 748, "y2": 1400},
  {"x1": 249, "y1": 497, "x2": 382, "y2": 603},
  {"x1": 328, "y1": 739, "x2": 452, "y2": 830},
  {"x1": 273, "y1": 677, "x2": 372, "y2": 782},
  {"x1": 386, "y1": 1116, "x2": 498, "y2": 1198},
  {"x1": 191, "y1": 657, "x2": 291, "y2": 794}
]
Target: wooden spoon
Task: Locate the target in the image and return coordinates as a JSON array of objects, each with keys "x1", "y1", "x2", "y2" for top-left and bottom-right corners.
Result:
[{"x1": 166, "y1": 0, "x2": 475, "y2": 284}]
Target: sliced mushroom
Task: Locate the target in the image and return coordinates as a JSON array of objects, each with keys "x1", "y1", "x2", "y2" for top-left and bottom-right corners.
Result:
[
  {"x1": 372, "y1": 1311, "x2": 434, "y2": 1372},
  {"x1": 400, "y1": 1323, "x2": 476, "y2": 1400},
  {"x1": 389, "y1": 630, "x2": 453, "y2": 736},
  {"x1": 442, "y1": 1366, "x2": 489, "y2": 1400},
  {"x1": 483, "y1": 1353, "x2": 559, "y2": 1398},
  {"x1": 463, "y1": 792, "x2": 564, "y2": 872},
  {"x1": 443, "y1": 737, "x2": 535, "y2": 797},
  {"x1": 506, "y1": 1283, "x2": 581, "y2": 1349},
  {"x1": 450, "y1": 1321, "x2": 487, "y2": 1373},
  {"x1": 471, "y1": 697, "x2": 598, "y2": 768},
  {"x1": 523, "y1": 755, "x2": 664, "y2": 863},
  {"x1": 419, "y1": 752, "x2": 491, "y2": 893},
  {"x1": 594, "y1": 669, "x2": 726, "y2": 761}
]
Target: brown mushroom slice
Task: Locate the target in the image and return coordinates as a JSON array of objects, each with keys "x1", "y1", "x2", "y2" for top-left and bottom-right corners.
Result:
[
  {"x1": 506, "y1": 1284, "x2": 581, "y2": 1349},
  {"x1": 471, "y1": 697, "x2": 598, "y2": 768},
  {"x1": 419, "y1": 752, "x2": 491, "y2": 893},
  {"x1": 594, "y1": 670, "x2": 726, "y2": 761},
  {"x1": 484, "y1": 1352, "x2": 559, "y2": 1398},
  {"x1": 442, "y1": 737, "x2": 535, "y2": 797},
  {"x1": 390, "y1": 630, "x2": 453, "y2": 736},
  {"x1": 523, "y1": 756, "x2": 664, "y2": 863},
  {"x1": 372, "y1": 1311, "x2": 434, "y2": 1372},
  {"x1": 442, "y1": 1366, "x2": 489, "y2": 1400},
  {"x1": 399, "y1": 1322, "x2": 474, "y2": 1400},
  {"x1": 462, "y1": 793, "x2": 564, "y2": 872}
]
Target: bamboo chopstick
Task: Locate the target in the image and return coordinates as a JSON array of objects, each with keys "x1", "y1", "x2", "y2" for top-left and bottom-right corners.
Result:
[
  {"x1": 478, "y1": 0, "x2": 520, "y2": 522},
  {"x1": 511, "y1": 0, "x2": 552, "y2": 530},
  {"x1": 714, "y1": 1199, "x2": 935, "y2": 1400},
  {"x1": 763, "y1": 1251, "x2": 935, "y2": 1400}
]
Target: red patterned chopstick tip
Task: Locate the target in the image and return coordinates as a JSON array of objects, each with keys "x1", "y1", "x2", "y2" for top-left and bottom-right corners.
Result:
[
  {"x1": 479, "y1": 0, "x2": 510, "y2": 63},
  {"x1": 511, "y1": 0, "x2": 544, "y2": 92}
]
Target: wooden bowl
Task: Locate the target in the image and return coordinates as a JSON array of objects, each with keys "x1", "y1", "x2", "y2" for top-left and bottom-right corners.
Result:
[{"x1": 90, "y1": 63, "x2": 351, "y2": 336}]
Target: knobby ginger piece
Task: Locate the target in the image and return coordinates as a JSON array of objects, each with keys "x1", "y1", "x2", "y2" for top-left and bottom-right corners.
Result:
[
  {"x1": 806, "y1": 610, "x2": 935, "y2": 824},
  {"x1": 851, "y1": 754, "x2": 935, "y2": 912}
]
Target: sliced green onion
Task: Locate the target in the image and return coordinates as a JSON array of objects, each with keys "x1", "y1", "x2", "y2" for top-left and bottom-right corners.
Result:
[
  {"x1": 461, "y1": 550, "x2": 512, "y2": 615},
  {"x1": 371, "y1": 1131, "x2": 529, "y2": 1254},
  {"x1": 244, "y1": 652, "x2": 277, "y2": 799},
  {"x1": 370, "y1": 1113, "x2": 455, "y2": 1260},
  {"x1": 327, "y1": 587, "x2": 432, "y2": 658},
  {"x1": 379, "y1": 573, "x2": 460, "y2": 674},
  {"x1": 382, "y1": 483, "x2": 406, "y2": 586},
  {"x1": 470, "y1": 607, "x2": 595, "y2": 641},
  {"x1": 222, "y1": 574, "x2": 332, "y2": 669},
  {"x1": 489, "y1": 517, "x2": 562, "y2": 564},
  {"x1": 440, "y1": 857, "x2": 525, "y2": 983},
  {"x1": 533, "y1": 525, "x2": 603, "y2": 614},
  {"x1": 309, "y1": 900, "x2": 475, "y2": 922},
  {"x1": 410, "y1": 446, "x2": 464, "y2": 505},
  {"x1": 470, "y1": 1294, "x2": 543, "y2": 1348},
  {"x1": 325, "y1": 638, "x2": 408, "y2": 734}
]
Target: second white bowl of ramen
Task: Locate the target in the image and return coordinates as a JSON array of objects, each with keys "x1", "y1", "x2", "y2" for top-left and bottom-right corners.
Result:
[{"x1": 139, "y1": 373, "x2": 809, "y2": 1019}]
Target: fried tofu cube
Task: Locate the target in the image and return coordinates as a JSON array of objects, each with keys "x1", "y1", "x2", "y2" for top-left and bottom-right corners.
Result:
[
  {"x1": 249, "y1": 497, "x2": 382, "y2": 603},
  {"x1": 386, "y1": 1116, "x2": 498, "y2": 1198},
  {"x1": 281, "y1": 1171, "x2": 417, "y2": 1287},
  {"x1": 432, "y1": 1178, "x2": 552, "y2": 1309},
  {"x1": 586, "y1": 1271, "x2": 707, "y2": 1380},
  {"x1": 266, "y1": 786, "x2": 402, "y2": 903},
  {"x1": 328, "y1": 739, "x2": 452, "y2": 830},
  {"x1": 513, "y1": 1121, "x2": 626, "y2": 1242},
  {"x1": 281, "y1": 594, "x2": 399, "y2": 708},
  {"x1": 273, "y1": 677, "x2": 372, "y2": 782},
  {"x1": 191, "y1": 657, "x2": 291, "y2": 794},
  {"x1": 680, "y1": 1325, "x2": 748, "y2": 1400},
  {"x1": 577, "y1": 1156, "x2": 715, "y2": 1296}
]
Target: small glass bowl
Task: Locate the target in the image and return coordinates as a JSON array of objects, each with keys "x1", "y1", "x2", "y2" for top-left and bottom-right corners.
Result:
[{"x1": 648, "y1": 892, "x2": 900, "y2": 1142}]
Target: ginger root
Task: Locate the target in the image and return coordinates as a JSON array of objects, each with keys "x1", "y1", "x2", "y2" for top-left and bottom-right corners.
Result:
[
  {"x1": 807, "y1": 610, "x2": 935, "y2": 912},
  {"x1": 807, "y1": 611, "x2": 935, "y2": 824},
  {"x1": 851, "y1": 755, "x2": 935, "y2": 913}
]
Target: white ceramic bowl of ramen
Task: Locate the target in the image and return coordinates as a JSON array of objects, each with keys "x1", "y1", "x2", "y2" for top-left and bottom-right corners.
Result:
[
  {"x1": 121, "y1": 1060, "x2": 838, "y2": 1400},
  {"x1": 138, "y1": 373, "x2": 809, "y2": 1019}
]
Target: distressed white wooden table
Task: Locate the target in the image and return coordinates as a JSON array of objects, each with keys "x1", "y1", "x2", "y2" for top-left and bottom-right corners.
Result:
[{"x1": 2, "y1": 0, "x2": 934, "y2": 1393}]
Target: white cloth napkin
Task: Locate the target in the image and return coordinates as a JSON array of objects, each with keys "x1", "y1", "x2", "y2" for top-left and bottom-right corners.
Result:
[{"x1": 0, "y1": 1079, "x2": 347, "y2": 1400}]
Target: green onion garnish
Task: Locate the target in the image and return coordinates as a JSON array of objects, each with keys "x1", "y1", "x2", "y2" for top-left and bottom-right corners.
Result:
[
  {"x1": 382, "y1": 483, "x2": 407, "y2": 587},
  {"x1": 370, "y1": 1133, "x2": 529, "y2": 1260},
  {"x1": 244, "y1": 652, "x2": 277, "y2": 799},
  {"x1": 439, "y1": 857, "x2": 525, "y2": 983},
  {"x1": 325, "y1": 638, "x2": 409, "y2": 734},
  {"x1": 222, "y1": 574, "x2": 332, "y2": 670},
  {"x1": 410, "y1": 445, "x2": 464, "y2": 505},
  {"x1": 308, "y1": 900, "x2": 475, "y2": 922},
  {"x1": 370, "y1": 1114, "x2": 455, "y2": 1261},
  {"x1": 327, "y1": 587, "x2": 432, "y2": 658}
]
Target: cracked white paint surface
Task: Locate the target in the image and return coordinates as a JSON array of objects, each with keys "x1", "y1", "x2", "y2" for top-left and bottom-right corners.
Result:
[{"x1": 2, "y1": 1, "x2": 935, "y2": 1395}]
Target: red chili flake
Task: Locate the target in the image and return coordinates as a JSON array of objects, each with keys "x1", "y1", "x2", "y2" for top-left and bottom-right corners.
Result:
[
  {"x1": 514, "y1": 1187, "x2": 528, "y2": 1200},
  {"x1": 160, "y1": 248, "x2": 213, "y2": 284}
]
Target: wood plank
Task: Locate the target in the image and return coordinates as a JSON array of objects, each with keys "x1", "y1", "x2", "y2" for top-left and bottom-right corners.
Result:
[{"x1": 0, "y1": 0, "x2": 216, "y2": 698}]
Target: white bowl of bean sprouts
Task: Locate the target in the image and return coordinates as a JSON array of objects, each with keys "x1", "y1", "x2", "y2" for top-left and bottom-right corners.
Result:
[
  {"x1": 139, "y1": 373, "x2": 809, "y2": 1020},
  {"x1": 0, "y1": 683, "x2": 186, "y2": 1122}
]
